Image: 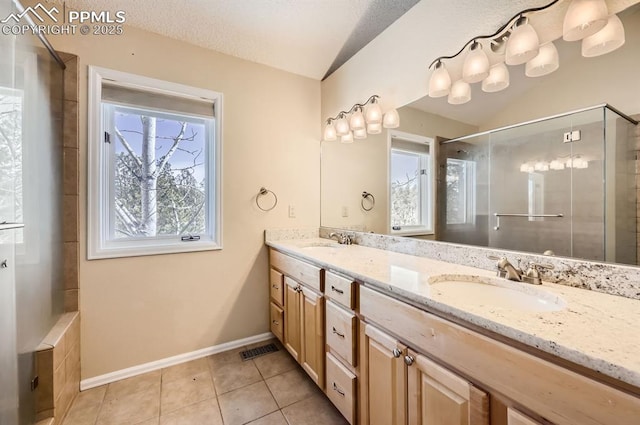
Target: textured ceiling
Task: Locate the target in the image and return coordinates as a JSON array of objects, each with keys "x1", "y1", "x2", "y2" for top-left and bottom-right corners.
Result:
[{"x1": 51, "y1": 0, "x2": 419, "y2": 80}]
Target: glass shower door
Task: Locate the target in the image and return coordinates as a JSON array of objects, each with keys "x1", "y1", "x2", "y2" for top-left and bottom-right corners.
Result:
[{"x1": 488, "y1": 108, "x2": 605, "y2": 260}]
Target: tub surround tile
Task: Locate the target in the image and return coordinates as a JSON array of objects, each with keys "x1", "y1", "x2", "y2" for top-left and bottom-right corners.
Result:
[{"x1": 267, "y1": 236, "x2": 640, "y2": 389}]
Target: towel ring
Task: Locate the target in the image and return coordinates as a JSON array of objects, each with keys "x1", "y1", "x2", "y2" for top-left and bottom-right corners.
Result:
[
  {"x1": 256, "y1": 187, "x2": 278, "y2": 211},
  {"x1": 361, "y1": 191, "x2": 375, "y2": 211}
]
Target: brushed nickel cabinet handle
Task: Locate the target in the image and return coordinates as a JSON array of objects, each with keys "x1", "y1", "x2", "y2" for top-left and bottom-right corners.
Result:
[
  {"x1": 332, "y1": 327, "x2": 345, "y2": 338},
  {"x1": 332, "y1": 382, "x2": 345, "y2": 396},
  {"x1": 331, "y1": 285, "x2": 344, "y2": 294},
  {"x1": 404, "y1": 355, "x2": 415, "y2": 366}
]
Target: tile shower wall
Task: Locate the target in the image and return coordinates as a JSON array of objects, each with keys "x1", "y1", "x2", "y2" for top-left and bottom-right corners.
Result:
[{"x1": 60, "y1": 52, "x2": 79, "y2": 313}]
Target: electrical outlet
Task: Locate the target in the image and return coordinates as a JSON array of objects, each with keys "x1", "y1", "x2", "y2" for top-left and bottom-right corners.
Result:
[
  {"x1": 563, "y1": 130, "x2": 581, "y2": 143},
  {"x1": 288, "y1": 205, "x2": 296, "y2": 218},
  {"x1": 341, "y1": 206, "x2": 349, "y2": 217},
  {"x1": 563, "y1": 132, "x2": 572, "y2": 143}
]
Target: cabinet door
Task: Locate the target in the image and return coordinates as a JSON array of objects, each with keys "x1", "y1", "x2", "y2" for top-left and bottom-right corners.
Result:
[
  {"x1": 300, "y1": 285, "x2": 325, "y2": 389},
  {"x1": 361, "y1": 323, "x2": 407, "y2": 425},
  {"x1": 270, "y1": 302, "x2": 284, "y2": 343},
  {"x1": 283, "y1": 277, "x2": 301, "y2": 362},
  {"x1": 507, "y1": 408, "x2": 544, "y2": 425},
  {"x1": 407, "y1": 350, "x2": 489, "y2": 425}
]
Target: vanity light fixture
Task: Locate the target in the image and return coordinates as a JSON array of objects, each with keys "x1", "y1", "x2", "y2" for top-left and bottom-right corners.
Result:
[
  {"x1": 463, "y1": 41, "x2": 490, "y2": 83},
  {"x1": 322, "y1": 95, "x2": 400, "y2": 142},
  {"x1": 563, "y1": 0, "x2": 609, "y2": 41},
  {"x1": 582, "y1": 14, "x2": 625, "y2": 57},
  {"x1": 505, "y1": 16, "x2": 540, "y2": 65},
  {"x1": 426, "y1": 0, "x2": 626, "y2": 106},
  {"x1": 482, "y1": 63, "x2": 510, "y2": 93},
  {"x1": 525, "y1": 42, "x2": 560, "y2": 77},
  {"x1": 534, "y1": 161, "x2": 550, "y2": 172},
  {"x1": 549, "y1": 159, "x2": 566, "y2": 170}
]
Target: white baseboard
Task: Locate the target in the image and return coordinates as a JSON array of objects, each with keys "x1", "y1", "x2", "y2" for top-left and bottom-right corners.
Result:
[{"x1": 80, "y1": 332, "x2": 274, "y2": 391}]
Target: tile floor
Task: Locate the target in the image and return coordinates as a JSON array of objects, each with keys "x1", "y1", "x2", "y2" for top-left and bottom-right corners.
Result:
[{"x1": 61, "y1": 339, "x2": 348, "y2": 425}]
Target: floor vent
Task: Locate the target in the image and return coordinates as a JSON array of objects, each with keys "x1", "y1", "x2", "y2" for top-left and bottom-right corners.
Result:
[{"x1": 240, "y1": 343, "x2": 279, "y2": 361}]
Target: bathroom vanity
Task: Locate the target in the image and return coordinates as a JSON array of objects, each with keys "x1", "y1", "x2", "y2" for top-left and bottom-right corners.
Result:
[{"x1": 266, "y1": 235, "x2": 640, "y2": 425}]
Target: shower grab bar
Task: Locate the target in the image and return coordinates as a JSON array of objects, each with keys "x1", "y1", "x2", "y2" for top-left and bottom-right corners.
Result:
[
  {"x1": 493, "y1": 213, "x2": 563, "y2": 230},
  {"x1": 0, "y1": 222, "x2": 25, "y2": 231}
]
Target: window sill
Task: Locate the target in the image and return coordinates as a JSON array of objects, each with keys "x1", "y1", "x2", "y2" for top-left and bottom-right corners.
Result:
[{"x1": 88, "y1": 240, "x2": 221, "y2": 260}]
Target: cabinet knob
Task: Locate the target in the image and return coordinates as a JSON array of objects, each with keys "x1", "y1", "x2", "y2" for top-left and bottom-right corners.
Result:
[
  {"x1": 392, "y1": 348, "x2": 402, "y2": 358},
  {"x1": 272, "y1": 284, "x2": 279, "y2": 289},
  {"x1": 404, "y1": 355, "x2": 415, "y2": 366},
  {"x1": 272, "y1": 320, "x2": 279, "y2": 325},
  {"x1": 0, "y1": 259, "x2": 7, "y2": 269}
]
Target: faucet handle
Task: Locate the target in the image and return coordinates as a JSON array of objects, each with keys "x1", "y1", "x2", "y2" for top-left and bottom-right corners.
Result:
[{"x1": 528, "y1": 261, "x2": 554, "y2": 270}]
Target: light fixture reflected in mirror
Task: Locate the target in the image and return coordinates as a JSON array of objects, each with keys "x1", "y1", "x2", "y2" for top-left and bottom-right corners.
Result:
[
  {"x1": 322, "y1": 95, "x2": 400, "y2": 142},
  {"x1": 582, "y1": 14, "x2": 625, "y2": 57}
]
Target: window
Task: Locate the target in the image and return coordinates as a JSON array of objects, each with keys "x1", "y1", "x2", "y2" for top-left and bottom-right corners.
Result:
[
  {"x1": 88, "y1": 67, "x2": 222, "y2": 259},
  {"x1": 389, "y1": 131, "x2": 434, "y2": 235},
  {"x1": 446, "y1": 158, "x2": 476, "y2": 225}
]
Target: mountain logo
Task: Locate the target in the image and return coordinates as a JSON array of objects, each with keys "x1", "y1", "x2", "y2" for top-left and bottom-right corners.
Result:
[{"x1": 1, "y1": 3, "x2": 59, "y2": 24}]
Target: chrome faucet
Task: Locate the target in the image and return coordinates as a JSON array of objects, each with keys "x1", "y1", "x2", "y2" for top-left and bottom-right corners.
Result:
[
  {"x1": 329, "y1": 232, "x2": 353, "y2": 245},
  {"x1": 488, "y1": 255, "x2": 554, "y2": 285}
]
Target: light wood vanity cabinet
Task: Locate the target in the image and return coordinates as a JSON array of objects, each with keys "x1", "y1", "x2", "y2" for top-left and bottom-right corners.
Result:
[{"x1": 268, "y1": 249, "x2": 640, "y2": 425}]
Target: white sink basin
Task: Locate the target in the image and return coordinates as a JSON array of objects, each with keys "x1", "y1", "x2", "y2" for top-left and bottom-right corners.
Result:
[{"x1": 428, "y1": 274, "x2": 566, "y2": 312}]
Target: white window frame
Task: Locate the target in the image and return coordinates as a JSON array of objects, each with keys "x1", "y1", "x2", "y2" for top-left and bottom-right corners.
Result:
[
  {"x1": 387, "y1": 130, "x2": 435, "y2": 236},
  {"x1": 87, "y1": 66, "x2": 223, "y2": 259}
]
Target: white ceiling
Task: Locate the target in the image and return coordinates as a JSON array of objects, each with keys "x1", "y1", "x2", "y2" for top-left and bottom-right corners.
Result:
[{"x1": 52, "y1": 0, "x2": 419, "y2": 80}]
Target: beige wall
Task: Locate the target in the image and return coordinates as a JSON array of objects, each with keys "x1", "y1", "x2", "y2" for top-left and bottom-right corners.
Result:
[
  {"x1": 321, "y1": 106, "x2": 476, "y2": 233},
  {"x1": 45, "y1": 26, "x2": 320, "y2": 379}
]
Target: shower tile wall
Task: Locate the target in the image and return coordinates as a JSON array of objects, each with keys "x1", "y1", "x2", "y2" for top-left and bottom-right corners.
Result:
[{"x1": 634, "y1": 116, "x2": 640, "y2": 264}]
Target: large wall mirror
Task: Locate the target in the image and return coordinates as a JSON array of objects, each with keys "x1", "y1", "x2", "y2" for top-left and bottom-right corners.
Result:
[{"x1": 320, "y1": 1, "x2": 640, "y2": 266}]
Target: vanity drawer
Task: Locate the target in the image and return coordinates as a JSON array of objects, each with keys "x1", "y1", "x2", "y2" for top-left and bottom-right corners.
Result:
[
  {"x1": 270, "y1": 250, "x2": 322, "y2": 292},
  {"x1": 270, "y1": 302, "x2": 284, "y2": 342},
  {"x1": 326, "y1": 300, "x2": 357, "y2": 366},
  {"x1": 326, "y1": 352, "x2": 356, "y2": 425},
  {"x1": 325, "y1": 271, "x2": 355, "y2": 309},
  {"x1": 270, "y1": 268, "x2": 284, "y2": 306}
]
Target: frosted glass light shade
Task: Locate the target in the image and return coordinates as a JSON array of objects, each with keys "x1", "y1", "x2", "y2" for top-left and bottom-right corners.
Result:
[
  {"x1": 563, "y1": 0, "x2": 608, "y2": 41},
  {"x1": 382, "y1": 109, "x2": 400, "y2": 128},
  {"x1": 323, "y1": 122, "x2": 337, "y2": 142},
  {"x1": 505, "y1": 19, "x2": 540, "y2": 65},
  {"x1": 549, "y1": 160, "x2": 565, "y2": 170},
  {"x1": 526, "y1": 42, "x2": 559, "y2": 77},
  {"x1": 367, "y1": 122, "x2": 382, "y2": 134},
  {"x1": 340, "y1": 131, "x2": 354, "y2": 143},
  {"x1": 365, "y1": 102, "x2": 382, "y2": 124},
  {"x1": 582, "y1": 14, "x2": 625, "y2": 57},
  {"x1": 463, "y1": 43, "x2": 490, "y2": 83},
  {"x1": 349, "y1": 109, "x2": 365, "y2": 130},
  {"x1": 448, "y1": 80, "x2": 471, "y2": 105},
  {"x1": 534, "y1": 161, "x2": 549, "y2": 171},
  {"x1": 428, "y1": 62, "x2": 451, "y2": 98},
  {"x1": 482, "y1": 63, "x2": 510, "y2": 93},
  {"x1": 353, "y1": 128, "x2": 368, "y2": 139},
  {"x1": 335, "y1": 115, "x2": 350, "y2": 136}
]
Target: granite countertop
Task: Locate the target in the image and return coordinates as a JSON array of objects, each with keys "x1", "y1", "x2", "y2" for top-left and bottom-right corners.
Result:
[{"x1": 266, "y1": 237, "x2": 640, "y2": 390}]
